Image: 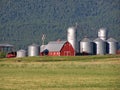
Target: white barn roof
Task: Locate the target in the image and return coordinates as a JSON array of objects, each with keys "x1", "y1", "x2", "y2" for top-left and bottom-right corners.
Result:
[{"x1": 41, "y1": 41, "x2": 67, "y2": 52}]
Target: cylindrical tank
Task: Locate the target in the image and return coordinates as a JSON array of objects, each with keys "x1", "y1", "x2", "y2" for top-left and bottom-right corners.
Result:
[
  {"x1": 28, "y1": 44, "x2": 40, "y2": 56},
  {"x1": 67, "y1": 26, "x2": 76, "y2": 51},
  {"x1": 93, "y1": 38, "x2": 106, "y2": 55},
  {"x1": 80, "y1": 37, "x2": 93, "y2": 55},
  {"x1": 98, "y1": 28, "x2": 107, "y2": 41},
  {"x1": 17, "y1": 49, "x2": 26, "y2": 58},
  {"x1": 107, "y1": 38, "x2": 118, "y2": 54}
]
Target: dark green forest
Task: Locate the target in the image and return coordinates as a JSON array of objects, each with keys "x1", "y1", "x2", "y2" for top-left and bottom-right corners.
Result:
[{"x1": 0, "y1": 0, "x2": 120, "y2": 50}]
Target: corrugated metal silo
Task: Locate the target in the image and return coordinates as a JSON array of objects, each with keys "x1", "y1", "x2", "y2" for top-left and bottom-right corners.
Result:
[
  {"x1": 67, "y1": 26, "x2": 76, "y2": 51},
  {"x1": 28, "y1": 44, "x2": 40, "y2": 56},
  {"x1": 107, "y1": 38, "x2": 118, "y2": 54},
  {"x1": 80, "y1": 37, "x2": 93, "y2": 55},
  {"x1": 98, "y1": 28, "x2": 107, "y2": 41},
  {"x1": 17, "y1": 49, "x2": 26, "y2": 58},
  {"x1": 93, "y1": 38, "x2": 106, "y2": 55}
]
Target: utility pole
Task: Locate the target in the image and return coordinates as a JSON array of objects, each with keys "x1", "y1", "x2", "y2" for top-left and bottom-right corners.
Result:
[{"x1": 41, "y1": 34, "x2": 46, "y2": 45}]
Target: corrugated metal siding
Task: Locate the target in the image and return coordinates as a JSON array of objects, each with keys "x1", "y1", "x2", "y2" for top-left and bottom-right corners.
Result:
[
  {"x1": 107, "y1": 38, "x2": 118, "y2": 54},
  {"x1": 80, "y1": 38, "x2": 93, "y2": 55},
  {"x1": 93, "y1": 38, "x2": 106, "y2": 55}
]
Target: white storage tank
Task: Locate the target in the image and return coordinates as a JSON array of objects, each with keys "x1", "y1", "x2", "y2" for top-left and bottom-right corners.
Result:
[
  {"x1": 80, "y1": 37, "x2": 93, "y2": 55},
  {"x1": 107, "y1": 38, "x2": 118, "y2": 54},
  {"x1": 93, "y1": 38, "x2": 106, "y2": 55},
  {"x1": 17, "y1": 49, "x2": 26, "y2": 58},
  {"x1": 67, "y1": 26, "x2": 76, "y2": 51},
  {"x1": 98, "y1": 28, "x2": 107, "y2": 41},
  {"x1": 28, "y1": 44, "x2": 40, "y2": 56}
]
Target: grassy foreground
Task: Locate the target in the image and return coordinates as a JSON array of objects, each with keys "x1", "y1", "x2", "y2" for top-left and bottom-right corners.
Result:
[{"x1": 0, "y1": 55, "x2": 120, "y2": 90}]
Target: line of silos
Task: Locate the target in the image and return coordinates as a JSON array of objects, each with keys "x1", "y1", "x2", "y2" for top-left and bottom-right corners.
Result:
[
  {"x1": 16, "y1": 44, "x2": 40, "y2": 58},
  {"x1": 79, "y1": 37, "x2": 106, "y2": 55},
  {"x1": 79, "y1": 37, "x2": 118, "y2": 55}
]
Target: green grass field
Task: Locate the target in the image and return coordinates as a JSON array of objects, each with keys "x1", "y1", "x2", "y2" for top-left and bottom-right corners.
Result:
[{"x1": 0, "y1": 55, "x2": 120, "y2": 90}]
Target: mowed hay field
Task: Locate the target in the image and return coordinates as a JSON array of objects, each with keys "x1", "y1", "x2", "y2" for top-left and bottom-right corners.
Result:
[{"x1": 0, "y1": 55, "x2": 120, "y2": 90}]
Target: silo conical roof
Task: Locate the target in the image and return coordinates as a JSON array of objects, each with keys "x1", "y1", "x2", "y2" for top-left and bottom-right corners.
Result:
[
  {"x1": 81, "y1": 37, "x2": 92, "y2": 42},
  {"x1": 18, "y1": 49, "x2": 26, "y2": 52},
  {"x1": 28, "y1": 43, "x2": 39, "y2": 47},
  {"x1": 94, "y1": 38, "x2": 104, "y2": 42},
  {"x1": 107, "y1": 38, "x2": 117, "y2": 42}
]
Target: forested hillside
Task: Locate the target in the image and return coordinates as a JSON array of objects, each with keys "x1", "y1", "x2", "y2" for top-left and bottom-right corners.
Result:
[{"x1": 0, "y1": 0, "x2": 120, "y2": 49}]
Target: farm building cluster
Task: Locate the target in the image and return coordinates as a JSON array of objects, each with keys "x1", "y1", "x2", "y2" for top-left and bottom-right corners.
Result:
[
  {"x1": 0, "y1": 25, "x2": 119, "y2": 58},
  {"x1": 40, "y1": 27, "x2": 119, "y2": 56}
]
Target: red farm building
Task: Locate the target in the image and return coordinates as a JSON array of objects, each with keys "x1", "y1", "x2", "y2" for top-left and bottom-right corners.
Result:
[{"x1": 40, "y1": 41, "x2": 75, "y2": 56}]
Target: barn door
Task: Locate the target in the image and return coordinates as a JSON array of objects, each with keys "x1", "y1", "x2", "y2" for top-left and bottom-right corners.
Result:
[{"x1": 64, "y1": 51, "x2": 71, "y2": 56}]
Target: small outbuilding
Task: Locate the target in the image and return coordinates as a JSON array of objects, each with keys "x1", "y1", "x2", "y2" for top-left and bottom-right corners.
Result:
[
  {"x1": 40, "y1": 41, "x2": 75, "y2": 56},
  {"x1": 0, "y1": 43, "x2": 13, "y2": 52},
  {"x1": 0, "y1": 43, "x2": 16, "y2": 58}
]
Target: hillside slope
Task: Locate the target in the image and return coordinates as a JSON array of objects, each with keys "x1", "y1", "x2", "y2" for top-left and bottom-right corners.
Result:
[{"x1": 0, "y1": 0, "x2": 120, "y2": 49}]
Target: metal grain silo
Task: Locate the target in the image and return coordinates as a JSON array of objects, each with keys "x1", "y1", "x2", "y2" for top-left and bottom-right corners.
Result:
[
  {"x1": 98, "y1": 28, "x2": 107, "y2": 41},
  {"x1": 107, "y1": 38, "x2": 118, "y2": 54},
  {"x1": 80, "y1": 37, "x2": 93, "y2": 55},
  {"x1": 67, "y1": 26, "x2": 76, "y2": 51},
  {"x1": 17, "y1": 49, "x2": 26, "y2": 58},
  {"x1": 93, "y1": 38, "x2": 106, "y2": 55},
  {"x1": 28, "y1": 44, "x2": 40, "y2": 56}
]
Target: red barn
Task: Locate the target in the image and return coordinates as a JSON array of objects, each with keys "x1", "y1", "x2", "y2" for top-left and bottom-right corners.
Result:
[{"x1": 40, "y1": 41, "x2": 75, "y2": 56}]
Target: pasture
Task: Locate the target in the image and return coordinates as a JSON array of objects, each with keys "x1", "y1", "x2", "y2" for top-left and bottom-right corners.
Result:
[{"x1": 0, "y1": 55, "x2": 120, "y2": 90}]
